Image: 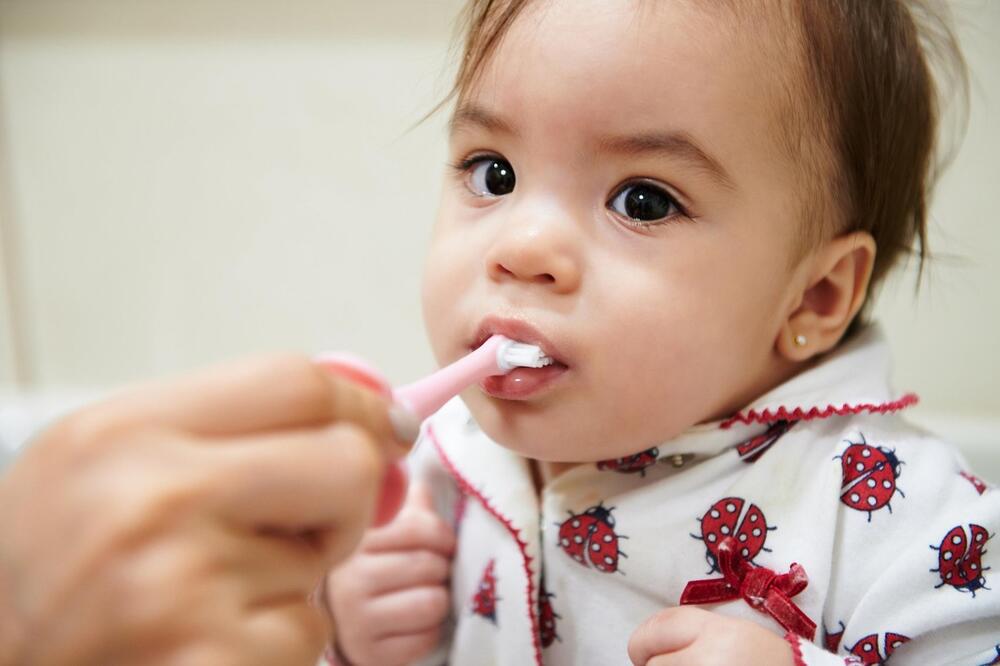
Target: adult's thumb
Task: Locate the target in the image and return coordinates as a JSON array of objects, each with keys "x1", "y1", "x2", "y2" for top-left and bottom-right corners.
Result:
[{"x1": 314, "y1": 354, "x2": 419, "y2": 453}]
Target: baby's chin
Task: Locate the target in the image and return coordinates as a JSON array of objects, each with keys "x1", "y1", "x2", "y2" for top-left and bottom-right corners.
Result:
[{"x1": 460, "y1": 390, "x2": 641, "y2": 463}]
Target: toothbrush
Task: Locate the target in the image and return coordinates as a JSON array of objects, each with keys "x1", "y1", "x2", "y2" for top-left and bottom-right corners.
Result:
[
  {"x1": 314, "y1": 335, "x2": 553, "y2": 442},
  {"x1": 393, "y1": 335, "x2": 553, "y2": 421}
]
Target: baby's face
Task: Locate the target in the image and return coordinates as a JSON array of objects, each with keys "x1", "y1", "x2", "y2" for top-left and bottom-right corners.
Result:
[{"x1": 422, "y1": 0, "x2": 807, "y2": 461}]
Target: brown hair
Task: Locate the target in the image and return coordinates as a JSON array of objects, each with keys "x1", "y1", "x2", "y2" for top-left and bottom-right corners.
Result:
[{"x1": 435, "y1": 0, "x2": 968, "y2": 312}]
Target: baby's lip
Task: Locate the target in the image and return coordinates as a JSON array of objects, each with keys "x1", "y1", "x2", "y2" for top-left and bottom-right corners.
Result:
[{"x1": 471, "y1": 316, "x2": 569, "y2": 367}]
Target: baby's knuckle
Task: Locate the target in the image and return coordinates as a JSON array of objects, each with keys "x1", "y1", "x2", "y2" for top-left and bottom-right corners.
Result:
[
  {"x1": 640, "y1": 606, "x2": 674, "y2": 631},
  {"x1": 412, "y1": 550, "x2": 448, "y2": 581},
  {"x1": 334, "y1": 564, "x2": 371, "y2": 603},
  {"x1": 352, "y1": 553, "x2": 382, "y2": 590},
  {"x1": 430, "y1": 517, "x2": 457, "y2": 546},
  {"x1": 409, "y1": 628, "x2": 442, "y2": 659},
  {"x1": 414, "y1": 585, "x2": 449, "y2": 620},
  {"x1": 344, "y1": 637, "x2": 377, "y2": 666},
  {"x1": 709, "y1": 626, "x2": 747, "y2": 658},
  {"x1": 386, "y1": 514, "x2": 424, "y2": 544},
  {"x1": 403, "y1": 509, "x2": 451, "y2": 543}
]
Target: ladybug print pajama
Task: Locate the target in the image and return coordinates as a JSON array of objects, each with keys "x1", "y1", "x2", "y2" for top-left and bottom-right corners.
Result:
[{"x1": 376, "y1": 328, "x2": 1000, "y2": 666}]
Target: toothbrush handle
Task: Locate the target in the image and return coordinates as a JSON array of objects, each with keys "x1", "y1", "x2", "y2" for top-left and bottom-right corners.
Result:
[
  {"x1": 393, "y1": 337, "x2": 503, "y2": 420},
  {"x1": 311, "y1": 353, "x2": 410, "y2": 526}
]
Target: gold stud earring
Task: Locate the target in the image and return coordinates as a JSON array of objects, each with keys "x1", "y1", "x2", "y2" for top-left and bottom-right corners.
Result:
[{"x1": 794, "y1": 334, "x2": 807, "y2": 347}]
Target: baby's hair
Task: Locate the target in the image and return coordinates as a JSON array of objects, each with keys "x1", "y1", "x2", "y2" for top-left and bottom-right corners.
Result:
[
  {"x1": 434, "y1": 0, "x2": 969, "y2": 323},
  {"x1": 789, "y1": 0, "x2": 968, "y2": 306}
]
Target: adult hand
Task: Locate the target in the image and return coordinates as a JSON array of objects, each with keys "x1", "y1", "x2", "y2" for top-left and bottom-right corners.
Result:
[{"x1": 0, "y1": 354, "x2": 414, "y2": 665}]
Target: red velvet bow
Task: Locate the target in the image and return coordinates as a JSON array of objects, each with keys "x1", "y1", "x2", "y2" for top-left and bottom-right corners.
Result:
[{"x1": 680, "y1": 536, "x2": 816, "y2": 640}]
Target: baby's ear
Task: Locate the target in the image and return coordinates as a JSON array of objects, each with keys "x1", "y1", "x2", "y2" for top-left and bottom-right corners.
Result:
[{"x1": 777, "y1": 231, "x2": 876, "y2": 362}]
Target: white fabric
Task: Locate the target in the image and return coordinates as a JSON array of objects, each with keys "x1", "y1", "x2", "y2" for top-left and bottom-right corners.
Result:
[{"x1": 407, "y1": 327, "x2": 1000, "y2": 665}]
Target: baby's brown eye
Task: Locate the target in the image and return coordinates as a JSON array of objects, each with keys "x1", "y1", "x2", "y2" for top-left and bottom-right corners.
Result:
[
  {"x1": 467, "y1": 158, "x2": 516, "y2": 197},
  {"x1": 608, "y1": 182, "x2": 680, "y2": 223}
]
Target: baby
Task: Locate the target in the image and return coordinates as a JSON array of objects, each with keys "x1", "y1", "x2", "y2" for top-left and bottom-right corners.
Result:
[{"x1": 327, "y1": 0, "x2": 999, "y2": 664}]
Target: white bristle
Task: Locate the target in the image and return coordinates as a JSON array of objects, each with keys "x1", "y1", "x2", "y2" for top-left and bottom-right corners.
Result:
[{"x1": 498, "y1": 341, "x2": 554, "y2": 370}]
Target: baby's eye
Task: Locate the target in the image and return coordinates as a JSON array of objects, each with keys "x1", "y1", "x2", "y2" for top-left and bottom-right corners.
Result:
[
  {"x1": 607, "y1": 181, "x2": 683, "y2": 225},
  {"x1": 464, "y1": 156, "x2": 516, "y2": 197}
]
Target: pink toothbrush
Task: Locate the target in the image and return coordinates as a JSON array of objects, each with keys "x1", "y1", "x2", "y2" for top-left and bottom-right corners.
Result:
[
  {"x1": 315, "y1": 335, "x2": 552, "y2": 442},
  {"x1": 393, "y1": 335, "x2": 552, "y2": 421}
]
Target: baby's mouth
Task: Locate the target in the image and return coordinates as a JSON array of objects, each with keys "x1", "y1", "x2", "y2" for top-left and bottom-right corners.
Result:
[
  {"x1": 469, "y1": 317, "x2": 570, "y2": 369},
  {"x1": 469, "y1": 317, "x2": 571, "y2": 400},
  {"x1": 480, "y1": 361, "x2": 569, "y2": 400},
  {"x1": 469, "y1": 336, "x2": 567, "y2": 370}
]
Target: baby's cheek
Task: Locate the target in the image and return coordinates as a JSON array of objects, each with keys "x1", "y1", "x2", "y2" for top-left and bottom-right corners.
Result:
[
  {"x1": 587, "y1": 327, "x2": 717, "y2": 441},
  {"x1": 420, "y1": 253, "x2": 461, "y2": 351}
]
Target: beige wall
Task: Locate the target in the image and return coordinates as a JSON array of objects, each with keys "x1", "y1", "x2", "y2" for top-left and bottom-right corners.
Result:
[
  {"x1": 0, "y1": 1, "x2": 997, "y2": 469},
  {"x1": 0, "y1": 0, "x2": 465, "y2": 391}
]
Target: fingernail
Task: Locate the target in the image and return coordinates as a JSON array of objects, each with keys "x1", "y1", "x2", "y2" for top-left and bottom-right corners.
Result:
[{"x1": 389, "y1": 404, "x2": 422, "y2": 446}]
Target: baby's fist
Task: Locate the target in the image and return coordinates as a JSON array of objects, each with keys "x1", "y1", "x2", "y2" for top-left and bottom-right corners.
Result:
[
  {"x1": 326, "y1": 483, "x2": 455, "y2": 666},
  {"x1": 628, "y1": 606, "x2": 795, "y2": 666}
]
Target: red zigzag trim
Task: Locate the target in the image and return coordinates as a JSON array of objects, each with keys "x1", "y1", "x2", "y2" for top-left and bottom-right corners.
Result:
[
  {"x1": 720, "y1": 393, "x2": 919, "y2": 430},
  {"x1": 428, "y1": 424, "x2": 544, "y2": 666},
  {"x1": 784, "y1": 632, "x2": 808, "y2": 666}
]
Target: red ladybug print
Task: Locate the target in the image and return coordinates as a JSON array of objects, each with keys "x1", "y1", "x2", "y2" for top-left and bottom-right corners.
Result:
[
  {"x1": 596, "y1": 447, "x2": 659, "y2": 476},
  {"x1": 961, "y1": 471, "x2": 989, "y2": 495},
  {"x1": 471, "y1": 559, "x2": 499, "y2": 622},
  {"x1": 836, "y1": 434, "x2": 905, "y2": 521},
  {"x1": 931, "y1": 523, "x2": 992, "y2": 596},
  {"x1": 823, "y1": 621, "x2": 846, "y2": 653},
  {"x1": 737, "y1": 420, "x2": 795, "y2": 463},
  {"x1": 848, "y1": 632, "x2": 910, "y2": 665},
  {"x1": 538, "y1": 581, "x2": 561, "y2": 647},
  {"x1": 558, "y1": 504, "x2": 628, "y2": 573},
  {"x1": 692, "y1": 497, "x2": 775, "y2": 573}
]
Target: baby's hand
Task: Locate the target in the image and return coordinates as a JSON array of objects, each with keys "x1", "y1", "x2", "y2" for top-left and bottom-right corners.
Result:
[
  {"x1": 628, "y1": 607, "x2": 795, "y2": 666},
  {"x1": 325, "y1": 483, "x2": 455, "y2": 666}
]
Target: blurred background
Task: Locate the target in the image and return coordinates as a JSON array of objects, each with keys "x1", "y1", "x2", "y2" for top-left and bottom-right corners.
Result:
[{"x1": 0, "y1": 0, "x2": 997, "y2": 478}]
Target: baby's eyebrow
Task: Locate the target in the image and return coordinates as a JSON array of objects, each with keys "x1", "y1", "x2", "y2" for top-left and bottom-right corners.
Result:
[
  {"x1": 597, "y1": 131, "x2": 735, "y2": 191},
  {"x1": 450, "y1": 104, "x2": 518, "y2": 138},
  {"x1": 450, "y1": 104, "x2": 734, "y2": 191}
]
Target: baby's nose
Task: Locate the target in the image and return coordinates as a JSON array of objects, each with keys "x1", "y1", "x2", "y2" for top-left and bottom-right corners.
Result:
[{"x1": 484, "y1": 215, "x2": 581, "y2": 294}]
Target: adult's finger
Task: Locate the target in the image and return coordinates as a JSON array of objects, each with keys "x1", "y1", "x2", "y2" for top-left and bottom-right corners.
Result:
[
  {"x1": 212, "y1": 525, "x2": 347, "y2": 605},
  {"x1": 205, "y1": 422, "x2": 383, "y2": 559},
  {"x1": 627, "y1": 607, "x2": 708, "y2": 665},
  {"x1": 313, "y1": 351, "x2": 392, "y2": 398},
  {"x1": 238, "y1": 602, "x2": 329, "y2": 666},
  {"x1": 91, "y1": 355, "x2": 412, "y2": 453}
]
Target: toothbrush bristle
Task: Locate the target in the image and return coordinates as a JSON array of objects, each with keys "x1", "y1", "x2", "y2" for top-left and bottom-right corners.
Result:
[{"x1": 502, "y1": 342, "x2": 554, "y2": 368}]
